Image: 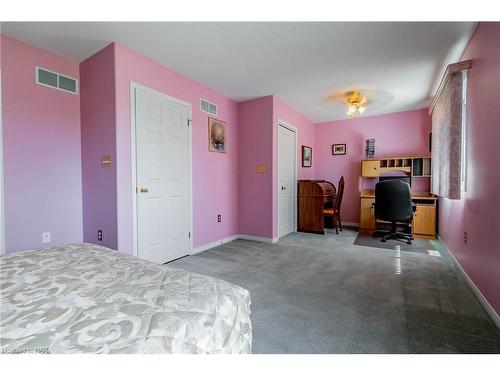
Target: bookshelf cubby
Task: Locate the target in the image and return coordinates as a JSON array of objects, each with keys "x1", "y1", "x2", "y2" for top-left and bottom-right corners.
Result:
[{"x1": 361, "y1": 156, "x2": 431, "y2": 178}]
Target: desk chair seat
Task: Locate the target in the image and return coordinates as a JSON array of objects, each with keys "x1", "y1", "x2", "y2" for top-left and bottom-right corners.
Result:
[{"x1": 373, "y1": 180, "x2": 415, "y2": 244}]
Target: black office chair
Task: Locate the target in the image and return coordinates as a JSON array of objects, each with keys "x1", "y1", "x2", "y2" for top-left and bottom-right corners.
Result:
[{"x1": 373, "y1": 180, "x2": 415, "y2": 244}]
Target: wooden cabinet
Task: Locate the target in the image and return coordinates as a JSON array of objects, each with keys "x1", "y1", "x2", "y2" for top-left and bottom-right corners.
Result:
[
  {"x1": 359, "y1": 197, "x2": 376, "y2": 230},
  {"x1": 361, "y1": 160, "x2": 379, "y2": 177},
  {"x1": 413, "y1": 204, "x2": 436, "y2": 238},
  {"x1": 297, "y1": 180, "x2": 335, "y2": 235}
]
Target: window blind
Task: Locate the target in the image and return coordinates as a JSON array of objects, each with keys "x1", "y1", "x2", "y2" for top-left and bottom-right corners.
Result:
[{"x1": 429, "y1": 60, "x2": 471, "y2": 200}]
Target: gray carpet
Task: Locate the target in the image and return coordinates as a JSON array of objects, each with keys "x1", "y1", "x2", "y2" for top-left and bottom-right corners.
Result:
[{"x1": 171, "y1": 228, "x2": 500, "y2": 353}]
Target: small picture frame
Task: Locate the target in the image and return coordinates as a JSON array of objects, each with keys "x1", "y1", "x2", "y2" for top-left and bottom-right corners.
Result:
[
  {"x1": 302, "y1": 146, "x2": 312, "y2": 167},
  {"x1": 208, "y1": 117, "x2": 227, "y2": 153},
  {"x1": 332, "y1": 144, "x2": 346, "y2": 155}
]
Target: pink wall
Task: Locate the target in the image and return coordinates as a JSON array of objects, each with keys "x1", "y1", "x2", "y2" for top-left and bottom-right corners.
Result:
[
  {"x1": 438, "y1": 23, "x2": 500, "y2": 316},
  {"x1": 238, "y1": 96, "x2": 274, "y2": 238},
  {"x1": 237, "y1": 96, "x2": 316, "y2": 239},
  {"x1": 80, "y1": 44, "x2": 117, "y2": 249},
  {"x1": 1, "y1": 35, "x2": 83, "y2": 253},
  {"x1": 314, "y1": 108, "x2": 432, "y2": 223},
  {"x1": 113, "y1": 43, "x2": 240, "y2": 254}
]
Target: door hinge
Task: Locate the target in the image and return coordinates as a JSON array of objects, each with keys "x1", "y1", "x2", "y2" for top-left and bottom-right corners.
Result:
[
  {"x1": 187, "y1": 119, "x2": 192, "y2": 126},
  {"x1": 188, "y1": 232, "x2": 191, "y2": 239}
]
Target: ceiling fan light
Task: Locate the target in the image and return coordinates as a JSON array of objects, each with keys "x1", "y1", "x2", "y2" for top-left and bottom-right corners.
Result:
[{"x1": 358, "y1": 106, "x2": 366, "y2": 114}]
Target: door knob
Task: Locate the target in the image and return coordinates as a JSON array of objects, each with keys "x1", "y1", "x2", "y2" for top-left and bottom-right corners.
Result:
[{"x1": 140, "y1": 187, "x2": 149, "y2": 193}]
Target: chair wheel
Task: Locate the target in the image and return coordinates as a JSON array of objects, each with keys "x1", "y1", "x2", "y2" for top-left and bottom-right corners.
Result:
[
  {"x1": 407, "y1": 240, "x2": 412, "y2": 245},
  {"x1": 381, "y1": 239, "x2": 386, "y2": 242}
]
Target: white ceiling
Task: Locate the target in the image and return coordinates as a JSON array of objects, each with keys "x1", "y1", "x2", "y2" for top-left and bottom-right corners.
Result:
[{"x1": 1, "y1": 22, "x2": 476, "y2": 122}]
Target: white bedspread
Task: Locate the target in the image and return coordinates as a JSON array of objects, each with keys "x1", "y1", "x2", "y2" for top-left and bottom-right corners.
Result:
[{"x1": 0, "y1": 243, "x2": 252, "y2": 354}]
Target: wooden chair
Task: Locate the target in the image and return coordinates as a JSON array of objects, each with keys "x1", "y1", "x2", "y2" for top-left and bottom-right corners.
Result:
[{"x1": 323, "y1": 176, "x2": 345, "y2": 234}]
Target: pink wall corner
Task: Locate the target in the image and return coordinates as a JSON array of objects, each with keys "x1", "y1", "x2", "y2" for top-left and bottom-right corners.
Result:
[
  {"x1": 273, "y1": 96, "x2": 315, "y2": 238},
  {"x1": 237, "y1": 96, "x2": 274, "y2": 238},
  {"x1": 80, "y1": 44, "x2": 118, "y2": 249},
  {"x1": 1, "y1": 35, "x2": 83, "y2": 253},
  {"x1": 113, "y1": 43, "x2": 239, "y2": 254},
  {"x1": 314, "y1": 108, "x2": 432, "y2": 224},
  {"x1": 438, "y1": 22, "x2": 500, "y2": 316}
]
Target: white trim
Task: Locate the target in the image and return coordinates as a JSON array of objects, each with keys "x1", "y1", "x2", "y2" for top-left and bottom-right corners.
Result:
[
  {"x1": 190, "y1": 234, "x2": 279, "y2": 255},
  {"x1": 277, "y1": 118, "x2": 298, "y2": 238},
  {"x1": 35, "y1": 66, "x2": 79, "y2": 95},
  {"x1": 130, "y1": 82, "x2": 193, "y2": 258},
  {"x1": 191, "y1": 235, "x2": 240, "y2": 255},
  {"x1": 437, "y1": 235, "x2": 500, "y2": 330},
  {"x1": 0, "y1": 70, "x2": 5, "y2": 255},
  {"x1": 238, "y1": 234, "x2": 279, "y2": 244}
]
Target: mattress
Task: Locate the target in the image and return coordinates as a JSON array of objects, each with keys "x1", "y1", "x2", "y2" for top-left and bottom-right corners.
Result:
[{"x1": 0, "y1": 243, "x2": 252, "y2": 354}]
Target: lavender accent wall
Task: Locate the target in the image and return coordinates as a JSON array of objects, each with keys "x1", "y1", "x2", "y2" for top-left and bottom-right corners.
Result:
[
  {"x1": 314, "y1": 109, "x2": 432, "y2": 224},
  {"x1": 80, "y1": 44, "x2": 117, "y2": 249},
  {"x1": 238, "y1": 96, "x2": 274, "y2": 238},
  {"x1": 438, "y1": 23, "x2": 500, "y2": 316},
  {"x1": 113, "y1": 43, "x2": 240, "y2": 254},
  {"x1": 1, "y1": 35, "x2": 83, "y2": 253}
]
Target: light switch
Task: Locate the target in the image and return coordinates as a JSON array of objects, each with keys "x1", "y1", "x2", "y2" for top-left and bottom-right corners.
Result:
[
  {"x1": 102, "y1": 155, "x2": 112, "y2": 167},
  {"x1": 256, "y1": 164, "x2": 267, "y2": 173}
]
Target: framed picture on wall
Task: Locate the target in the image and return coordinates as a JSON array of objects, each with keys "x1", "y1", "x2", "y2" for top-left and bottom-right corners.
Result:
[
  {"x1": 208, "y1": 117, "x2": 227, "y2": 153},
  {"x1": 332, "y1": 144, "x2": 346, "y2": 155},
  {"x1": 302, "y1": 146, "x2": 312, "y2": 167}
]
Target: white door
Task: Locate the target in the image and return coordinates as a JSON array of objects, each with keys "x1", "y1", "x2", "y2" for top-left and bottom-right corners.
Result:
[
  {"x1": 278, "y1": 124, "x2": 296, "y2": 238},
  {"x1": 135, "y1": 87, "x2": 191, "y2": 263}
]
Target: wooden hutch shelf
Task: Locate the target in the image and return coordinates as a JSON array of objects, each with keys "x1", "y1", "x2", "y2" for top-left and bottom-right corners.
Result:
[{"x1": 361, "y1": 156, "x2": 431, "y2": 178}]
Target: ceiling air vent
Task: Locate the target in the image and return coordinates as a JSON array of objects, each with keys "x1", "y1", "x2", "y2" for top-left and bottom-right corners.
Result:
[
  {"x1": 35, "y1": 66, "x2": 79, "y2": 95},
  {"x1": 200, "y1": 98, "x2": 217, "y2": 116}
]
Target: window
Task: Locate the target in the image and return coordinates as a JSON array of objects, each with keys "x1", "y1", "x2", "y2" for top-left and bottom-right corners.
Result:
[{"x1": 429, "y1": 60, "x2": 470, "y2": 200}]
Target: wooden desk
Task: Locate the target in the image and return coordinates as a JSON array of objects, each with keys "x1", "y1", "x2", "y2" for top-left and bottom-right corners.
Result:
[{"x1": 359, "y1": 190, "x2": 437, "y2": 239}]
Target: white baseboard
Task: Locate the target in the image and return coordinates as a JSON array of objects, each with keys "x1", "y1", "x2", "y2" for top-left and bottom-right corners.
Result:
[
  {"x1": 191, "y1": 234, "x2": 239, "y2": 255},
  {"x1": 192, "y1": 233, "x2": 282, "y2": 255},
  {"x1": 437, "y1": 235, "x2": 500, "y2": 330},
  {"x1": 237, "y1": 234, "x2": 279, "y2": 243}
]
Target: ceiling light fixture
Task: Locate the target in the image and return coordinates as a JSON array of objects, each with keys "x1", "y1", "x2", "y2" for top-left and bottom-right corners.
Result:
[{"x1": 345, "y1": 90, "x2": 367, "y2": 117}]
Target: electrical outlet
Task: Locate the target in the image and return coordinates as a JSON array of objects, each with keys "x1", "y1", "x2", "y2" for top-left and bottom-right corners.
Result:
[
  {"x1": 217, "y1": 214, "x2": 222, "y2": 223},
  {"x1": 464, "y1": 231, "x2": 468, "y2": 244},
  {"x1": 42, "y1": 232, "x2": 51, "y2": 244},
  {"x1": 97, "y1": 230, "x2": 103, "y2": 241}
]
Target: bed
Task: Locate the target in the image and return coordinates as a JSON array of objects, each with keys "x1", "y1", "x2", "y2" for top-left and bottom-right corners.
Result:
[{"x1": 0, "y1": 243, "x2": 252, "y2": 354}]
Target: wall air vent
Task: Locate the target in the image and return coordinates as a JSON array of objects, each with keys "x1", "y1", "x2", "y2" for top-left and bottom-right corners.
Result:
[
  {"x1": 200, "y1": 98, "x2": 217, "y2": 116},
  {"x1": 35, "y1": 66, "x2": 78, "y2": 95}
]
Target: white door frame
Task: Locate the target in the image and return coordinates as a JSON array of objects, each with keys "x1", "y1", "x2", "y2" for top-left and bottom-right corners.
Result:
[
  {"x1": 130, "y1": 82, "x2": 193, "y2": 258},
  {"x1": 277, "y1": 118, "x2": 298, "y2": 237}
]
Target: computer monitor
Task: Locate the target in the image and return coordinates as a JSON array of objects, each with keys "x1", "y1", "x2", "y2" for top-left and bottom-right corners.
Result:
[{"x1": 379, "y1": 175, "x2": 411, "y2": 188}]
